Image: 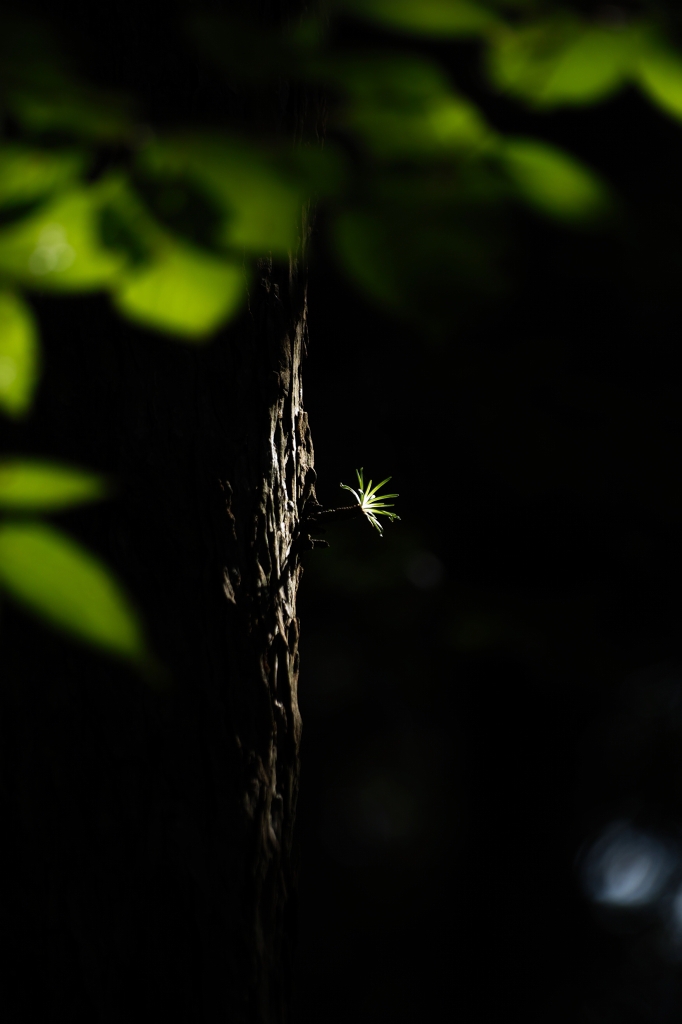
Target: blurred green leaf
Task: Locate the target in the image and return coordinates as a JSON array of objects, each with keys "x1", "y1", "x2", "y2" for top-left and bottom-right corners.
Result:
[
  {"x1": 136, "y1": 135, "x2": 304, "y2": 257},
  {"x1": 636, "y1": 41, "x2": 682, "y2": 121},
  {"x1": 499, "y1": 138, "x2": 609, "y2": 221},
  {"x1": 8, "y1": 89, "x2": 135, "y2": 143},
  {"x1": 0, "y1": 16, "x2": 135, "y2": 143},
  {"x1": 97, "y1": 201, "x2": 153, "y2": 268},
  {"x1": 0, "y1": 145, "x2": 86, "y2": 211},
  {"x1": 0, "y1": 186, "x2": 125, "y2": 290},
  {"x1": 112, "y1": 242, "x2": 246, "y2": 339},
  {"x1": 94, "y1": 175, "x2": 247, "y2": 338},
  {"x1": 0, "y1": 521, "x2": 146, "y2": 663},
  {"x1": 326, "y1": 53, "x2": 494, "y2": 158},
  {"x1": 331, "y1": 202, "x2": 505, "y2": 328},
  {"x1": 0, "y1": 461, "x2": 107, "y2": 510},
  {"x1": 331, "y1": 209, "x2": 405, "y2": 310},
  {"x1": 486, "y1": 17, "x2": 644, "y2": 107},
  {"x1": 324, "y1": 52, "x2": 451, "y2": 102},
  {"x1": 0, "y1": 290, "x2": 40, "y2": 418},
  {"x1": 341, "y1": 91, "x2": 493, "y2": 158},
  {"x1": 131, "y1": 170, "x2": 225, "y2": 252},
  {"x1": 338, "y1": 0, "x2": 499, "y2": 36}
]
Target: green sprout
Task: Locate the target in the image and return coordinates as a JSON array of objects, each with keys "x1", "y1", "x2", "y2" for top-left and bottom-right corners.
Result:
[{"x1": 340, "y1": 468, "x2": 400, "y2": 536}]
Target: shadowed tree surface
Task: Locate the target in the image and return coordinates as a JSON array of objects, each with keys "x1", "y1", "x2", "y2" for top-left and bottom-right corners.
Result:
[{"x1": 2, "y1": 2, "x2": 320, "y2": 1021}]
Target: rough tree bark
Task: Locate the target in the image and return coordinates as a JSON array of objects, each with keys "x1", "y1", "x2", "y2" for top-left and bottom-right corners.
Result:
[
  {"x1": 4, "y1": 234, "x2": 317, "y2": 1024},
  {"x1": 2, "y1": 4, "x2": 322, "y2": 1022},
  {"x1": 4, "y1": 231, "x2": 317, "y2": 1024}
]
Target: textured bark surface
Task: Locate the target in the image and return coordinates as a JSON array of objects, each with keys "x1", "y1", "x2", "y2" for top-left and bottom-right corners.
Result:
[{"x1": 2, "y1": 239, "x2": 316, "y2": 1024}]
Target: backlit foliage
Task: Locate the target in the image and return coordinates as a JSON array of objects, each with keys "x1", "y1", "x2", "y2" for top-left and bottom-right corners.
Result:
[{"x1": 2, "y1": 1, "x2": 682, "y2": 669}]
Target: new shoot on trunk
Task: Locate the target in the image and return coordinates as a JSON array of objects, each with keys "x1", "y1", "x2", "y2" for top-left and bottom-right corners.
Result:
[{"x1": 340, "y1": 468, "x2": 400, "y2": 536}]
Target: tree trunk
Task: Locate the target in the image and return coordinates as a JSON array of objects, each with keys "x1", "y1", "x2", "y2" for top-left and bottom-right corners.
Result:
[
  {"x1": 4, "y1": 249, "x2": 316, "y2": 1024},
  {"x1": 2, "y1": 7, "x2": 320, "y2": 1017}
]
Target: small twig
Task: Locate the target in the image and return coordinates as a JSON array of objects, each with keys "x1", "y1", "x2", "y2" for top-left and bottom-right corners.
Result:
[{"x1": 304, "y1": 504, "x2": 363, "y2": 526}]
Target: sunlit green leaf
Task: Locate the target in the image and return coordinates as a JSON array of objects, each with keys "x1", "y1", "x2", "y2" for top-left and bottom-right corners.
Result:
[
  {"x1": 0, "y1": 461, "x2": 107, "y2": 510},
  {"x1": 0, "y1": 187, "x2": 125, "y2": 290},
  {"x1": 113, "y1": 242, "x2": 247, "y2": 339},
  {"x1": 338, "y1": 0, "x2": 499, "y2": 36},
  {"x1": 0, "y1": 521, "x2": 146, "y2": 663},
  {"x1": 93, "y1": 176, "x2": 247, "y2": 338},
  {"x1": 0, "y1": 145, "x2": 86, "y2": 210},
  {"x1": 499, "y1": 139, "x2": 608, "y2": 221},
  {"x1": 136, "y1": 135, "x2": 304, "y2": 257},
  {"x1": 487, "y1": 18, "x2": 644, "y2": 107},
  {"x1": 0, "y1": 289, "x2": 40, "y2": 418},
  {"x1": 636, "y1": 42, "x2": 682, "y2": 121}
]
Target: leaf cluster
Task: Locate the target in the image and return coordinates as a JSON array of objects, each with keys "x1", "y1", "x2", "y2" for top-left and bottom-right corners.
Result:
[
  {"x1": 2, "y1": 0, "x2": 682, "y2": 671},
  {"x1": 341, "y1": 469, "x2": 400, "y2": 536}
]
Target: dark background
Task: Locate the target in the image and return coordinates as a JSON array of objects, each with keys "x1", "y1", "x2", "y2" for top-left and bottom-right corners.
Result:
[
  {"x1": 295, "y1": 70, "x2": 682, "y2": 1024},
  {"x1": 6, "y1": 3, "x2": 682, "y2": 1022}
]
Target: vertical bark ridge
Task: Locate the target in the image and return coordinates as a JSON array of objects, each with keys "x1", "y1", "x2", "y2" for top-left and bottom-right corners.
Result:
[{"x1": 226, "y1": 246, "x2": 314, "y2": 1022}]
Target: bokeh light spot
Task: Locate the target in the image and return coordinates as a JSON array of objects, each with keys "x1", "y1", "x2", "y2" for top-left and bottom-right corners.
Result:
[{"x1": 581, "y1": 821, "x2": 677, "y2": 908}]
